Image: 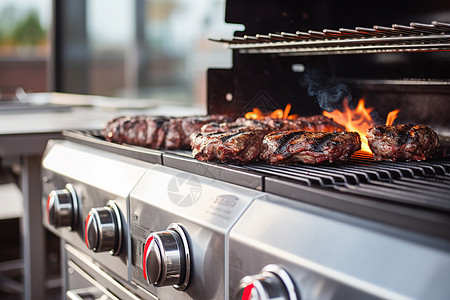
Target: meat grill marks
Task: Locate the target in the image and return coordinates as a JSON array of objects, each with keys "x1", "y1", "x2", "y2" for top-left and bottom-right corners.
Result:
[
  {"x1": 295, "y1": 115, "x2": 346, "y2": 132},
  {"x1": 366, "y1": 124, "x2": 440, "y2": 161},
  {"x1": 191, "y1": 130, "x2": 266, "y2": 164},
  {"x1": 261, "y1": 131, "x2": 361, "y2": 165},
  {"x1": 102, "y1": 114, "x2": 344, "y2": 150},
  {"x1": 102, "y1": 115, "x2": 231, "y2": 150},
  {"x1": 191, "y1": 130, "x2": 361, "y2": 164},
  {"x1": 200, "y1": 115, "x2": 345, "y2": 134},
  {"x1": 102, "y1": 115, "x2": 169, "y2": 148}
]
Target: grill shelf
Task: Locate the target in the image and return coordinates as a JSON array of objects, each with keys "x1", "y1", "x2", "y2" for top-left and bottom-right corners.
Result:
[{"x1": 209, "y1": 21, "x2": 450, "y2": 55}]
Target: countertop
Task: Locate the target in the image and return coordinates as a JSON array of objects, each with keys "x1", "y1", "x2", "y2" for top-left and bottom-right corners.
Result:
[{"x1": 0, "y1": 93, "x2": 206, "y2": 136}]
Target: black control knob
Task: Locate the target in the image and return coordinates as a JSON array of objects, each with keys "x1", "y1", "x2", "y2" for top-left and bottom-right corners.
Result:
[
  {"x1": 84, "y1": 200, "x2": 123, "y2": 255},
  {"x1": 235, "y1": 265, "x2": 299, "y2": 300},
  {"x1": 46, "y1": 184, "x2": 79, "y2": 229},
  {"x1": 142, "y1": 223, "x2": 191, "y2": 290}
]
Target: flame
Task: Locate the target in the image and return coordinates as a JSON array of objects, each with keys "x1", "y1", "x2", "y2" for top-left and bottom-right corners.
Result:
[
  {"x1": 386, "y1": 109, "x2": 400, "y2": 126},
  {"x1": 245, "y1": 104, "x2": 298, "y2": 120},
  {"x1": 323, "y1": 98, "x2": 400, "y2": 153},
  {"x1": 246, "y1": 100, "x2": 400, "y2": 155}
]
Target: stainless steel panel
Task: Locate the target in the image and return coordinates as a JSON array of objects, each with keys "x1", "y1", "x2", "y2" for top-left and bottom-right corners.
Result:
[
  {"x1": 64, "y1": 243, "x2": 154, "y2": 300},
  {"x1": 42, "y1": 140, "x2": 152, "y2": 282},
  {"x1": 229, "y1": 194, "x2": 450, "y2": 300},
  {"x1": 130, "y1": 164, "x2": 263, "y2": 299}
]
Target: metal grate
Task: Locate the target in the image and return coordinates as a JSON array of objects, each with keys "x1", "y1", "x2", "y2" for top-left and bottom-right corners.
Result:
[
  {"x1": 62, "y1": 130, "x2": 450, "y2": 239},
  {"x1": 242, "y1": 151, "x2": 450, "y2": 211},
  {"x1": 63, "y1": 130, "x2": 450, "y2": 211},
  {"x1": 209, "y1": 21, "x2": 450, "y2": 55}
]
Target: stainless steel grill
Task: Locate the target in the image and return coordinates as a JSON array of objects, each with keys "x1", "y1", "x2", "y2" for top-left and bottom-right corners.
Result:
[{"x1": 43, "y1": 1, "x2": 450, "y2": 298}]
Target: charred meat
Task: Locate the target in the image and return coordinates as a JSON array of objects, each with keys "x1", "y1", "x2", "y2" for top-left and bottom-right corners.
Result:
[
  {"x1": 201, "y1": 118, "x2": 270, "y2": 133},
  {"x1": 102, "y1": 115, "x2": 169, "y2": 148},
  {"x1": 295, "y1": 115, "x2": 346, "y2": 132},
  {"x1": 366, "y1": 124, "x2": 440, "y2": 161},
  {"x1": 260, "y1": 131, "x2": 361, "y2": 164},
  {"x1": 102, "y1": 115, "x2": 230, "y2": 150},
  {"x1": 201, "y1": 115, "x2": 345, "y2": 134},
  {"x1": 190, "y1": 130, "x2": 266, "y2": 164}
]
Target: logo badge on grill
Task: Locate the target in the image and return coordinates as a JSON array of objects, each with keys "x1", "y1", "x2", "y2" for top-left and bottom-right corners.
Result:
[
  {"x1": 244, "y1": 90, "x2": 280, "y2": 113},
  {"x1": 167, "y1": 173, "x2": 202, "y2": 207}
]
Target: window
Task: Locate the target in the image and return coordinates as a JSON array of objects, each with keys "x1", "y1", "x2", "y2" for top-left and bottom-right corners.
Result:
[
  {"x1": 57, "y1": 0, "x2": 241, "y2": 108},
  {"x1": 0, "y1": 0, "x2": 51, "y2": 100}
]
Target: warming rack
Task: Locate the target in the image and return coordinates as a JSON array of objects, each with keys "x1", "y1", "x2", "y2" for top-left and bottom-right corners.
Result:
[{"x1": 209, "y1": 21, "x2": 450, "y2": 55}]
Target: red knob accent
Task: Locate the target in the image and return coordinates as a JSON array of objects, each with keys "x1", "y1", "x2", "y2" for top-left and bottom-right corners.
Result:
[
  {"x1": 242, "y1": 283, "x2": 254, "y2": 300},
  {"x1": 46, "y1": 192, "x2": 52, "y2": 223},
  {"x1": 142, "y1": 236, "x2": 154, "y2": 280},
  {"x1": 85, "y1": 212, "x2": 92, "y2": 249}
]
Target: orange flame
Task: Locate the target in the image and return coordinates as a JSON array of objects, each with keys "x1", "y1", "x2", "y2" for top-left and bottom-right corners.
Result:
[
  {"x1": 386, "y1": 109, "x2": 400, "y2": 126},
  {"x1": 245, "y1": 104, "x2": 298, "y2": 120},
  {"x1": 323, "y1": 98, "x2": 400, "y2": 153}
]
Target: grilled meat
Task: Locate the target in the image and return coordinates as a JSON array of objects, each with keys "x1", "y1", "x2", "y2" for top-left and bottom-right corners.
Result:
[
  {"x1": 260, "y1": 131, "x2": 361, "y2": 164},
  {"x1": 366, "y1": 124, "x2": 440, "y2": 161},
  {"x1": 102, "y1": 115, "x2": 169, "y2": 148},
  {"x1": 193, "y1": 115, "x2": 349, "y2": 164},
  {"x1": 102, "y1": 114, "x2": 230, "y2": 150},
  {"x1": 190, "y1": 130, "x2": 266, "y2": 164},
  {"x1": 201, "y1": 118, "x2": 270, "y2": 133},
  {"x1": 295, "y1": 115, "x2": 346, "y2": 132},
  {"x1": 201, "y1": 115, "x2": 345, "y2": 134}
]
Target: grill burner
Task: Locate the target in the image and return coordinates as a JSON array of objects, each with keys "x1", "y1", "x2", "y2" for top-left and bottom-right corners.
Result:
[{"x1": 63, "y1": 130, "x2": 450, "y2": 239}]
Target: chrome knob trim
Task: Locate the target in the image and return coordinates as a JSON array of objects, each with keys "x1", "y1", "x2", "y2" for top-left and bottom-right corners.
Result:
[
  {"x1": 142, "y1": 223, "x2": 191, "y2": 290},
  {"x1": 46, "y1": 183, "x2": 79, "y2": 230},
  {"x1": 85, "y1": 200, "x2": 123, "y2": 255},
  {"x1": 236, "y1": 264, "x2": 299, "y2": 300}
]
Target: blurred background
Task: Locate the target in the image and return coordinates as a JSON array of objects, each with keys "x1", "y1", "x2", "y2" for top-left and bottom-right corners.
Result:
[
  {"x1": 0, "y1": 1, "x2": 242, "y2": 298},
  {"x1": 0, "y1": 0, "x2": 242, "y2": 106}
]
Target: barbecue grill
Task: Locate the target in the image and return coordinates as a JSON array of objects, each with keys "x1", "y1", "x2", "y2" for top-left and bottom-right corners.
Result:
[{"x1": 42, "y1": 0, "x2": 450, "y2": 299}]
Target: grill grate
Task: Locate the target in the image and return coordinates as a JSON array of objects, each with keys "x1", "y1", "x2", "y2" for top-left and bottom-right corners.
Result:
[
  {"x1": 209, "y1": 21, "x2": 450, "y2": 55},
  {"x1": 63, "y1": 130, "x2": 450, "y2": 238},
  {"x1": 64, "y1": 130, "x2": 450, "y2": 211},
  {"x1": 242, "y1": 151, "x2": 450, "y2": 211}
]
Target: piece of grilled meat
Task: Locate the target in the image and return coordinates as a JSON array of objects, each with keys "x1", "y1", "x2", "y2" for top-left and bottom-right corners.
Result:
[
  {"x1": 102, "y1": 115, "x2": 231, "y2": 150},
  {"x1": 366, "y1": 124, "x2": 440, "y2": 161},
  {"x1": 260, "y1": 131, "x2": 361, "y2": 164},
  {"x1": 102, "y1": 115, "x2": 169, "y2": 148},
  {"x1": 200, "y1": 118, "x2": 270, "y2": 133},
  {"x1": 200, "y1": 115, "x2": 345, "y2": 134},
  {"x1": 190, "y1": 130, "x2": 266, "y2": 164},
  {"x1": 295, "y1": 115, "x2": 346, "y2": 132}
]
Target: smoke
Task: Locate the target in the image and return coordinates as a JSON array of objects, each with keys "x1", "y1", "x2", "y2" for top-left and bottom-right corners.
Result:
[
  {"x1": 300, "y1": 70, "x2": 352, "y2": 112},
  {"x1": 368, "y1": 110, "x2": 384, "y2": 126}
]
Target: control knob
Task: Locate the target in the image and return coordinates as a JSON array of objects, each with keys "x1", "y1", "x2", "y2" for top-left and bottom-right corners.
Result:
[
  {"x1": 235, "y1": 265, "x2": 299, "y2": 300},
  {"x1": 84, "y1": 200, "x2": 123, "y2": 255},
  {"x1": 46, "y1": 183, "x2": 79, "y2": 229},
  {"x1": 142, "y1": 223, "x2": 191, "y2": 290}
]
